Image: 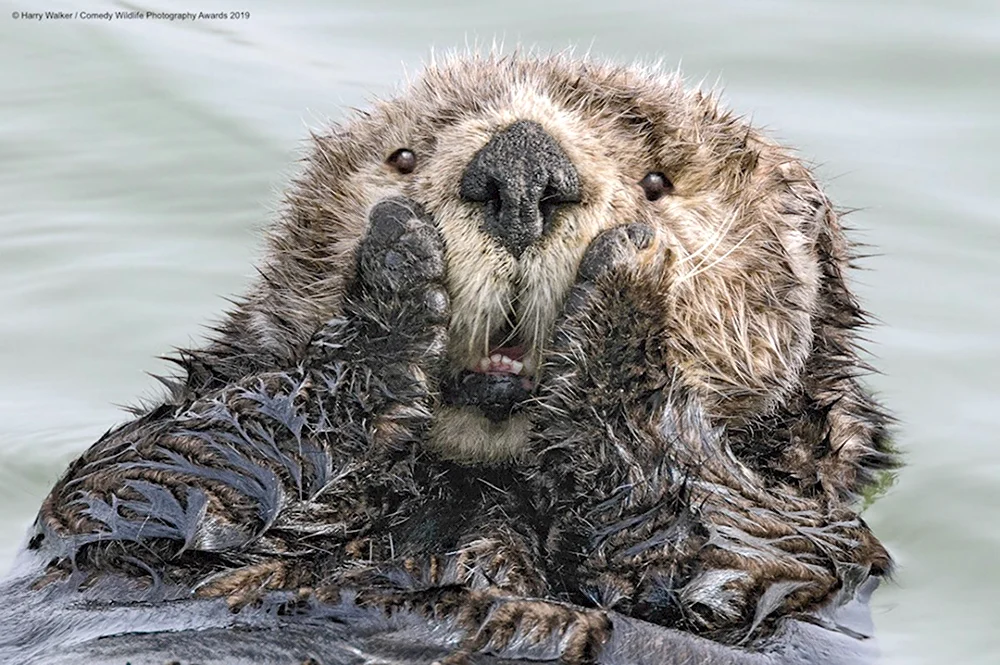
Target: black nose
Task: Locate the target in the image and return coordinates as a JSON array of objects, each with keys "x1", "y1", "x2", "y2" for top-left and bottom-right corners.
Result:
[{"x1": 459, "y1": 120, "x2": 580, "y2": 258}]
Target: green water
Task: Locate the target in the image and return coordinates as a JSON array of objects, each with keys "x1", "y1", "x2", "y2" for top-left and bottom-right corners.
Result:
[{"x1": 2, "y1": 1, "x2": 998, "y2": 662}]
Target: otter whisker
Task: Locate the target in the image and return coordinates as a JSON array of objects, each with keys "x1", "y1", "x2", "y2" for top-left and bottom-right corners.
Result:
[
  {"x1": 675, "y1": 228, "x2": 753, "y2": 287},
  {"x1": 675, "y1": 208, "x2": 738, "y2": 270}
]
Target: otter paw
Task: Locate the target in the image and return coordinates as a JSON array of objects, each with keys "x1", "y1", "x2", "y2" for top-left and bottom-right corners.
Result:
[
  {"x1": 453, "y1": 537, "x2": 546, "y2": 596},
  {"x1": 578, "y1": 223, "x2": 654, "y2": 282},
  {"x1": 310, "y1": 196, "x2": 449, "y2": 370},
  {"x1": 564, "y1": 223, "x2": 656, "y2": 317},
  {"x1": 537, "y1": 221, "x2": 673, "y2": 426},
  {"x1": 356, "y1": 197, "x2": 446, "y2": 300},
  {"x1": 464, "y1": 598, "x2": 611, "y2": 664}
]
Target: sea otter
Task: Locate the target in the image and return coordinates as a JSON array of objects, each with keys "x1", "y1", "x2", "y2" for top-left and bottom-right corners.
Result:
[{"x1": 1, "y1": 53, "x2": 895, "y2": 664}]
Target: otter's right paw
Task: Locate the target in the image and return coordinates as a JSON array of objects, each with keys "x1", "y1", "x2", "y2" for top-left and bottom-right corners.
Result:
[
  {"x1": 355, "y1": 197, "x2": 447, "y2": 306},
  {"x1": 306, "y1": 197, "x2": 449, "y2": 449},
  {"x1": 309, "y1": 197, "x2": 449, "y2": 362}
]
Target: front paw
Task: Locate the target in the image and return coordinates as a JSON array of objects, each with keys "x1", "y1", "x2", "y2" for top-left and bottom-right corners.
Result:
[
  {"x1": 355, "y1": 197, "x2": 447, "y2": 311},
  {"x1": 577, "y1": 223, "x2": 655, "y2": 282},
  {"x1": 311, "y1": 197, "x2": 449, "y2": 360},
  {"x1": 305, "y1": 197, "x2": 450, "y2": 447},
  {"x1": 543, "y1": 223, "x2": 671, "y2": 394},
  {"x1": 525, "y1": 222, "x2": 675, "y2": 493},
  {"x1": 561, "y1": 223, "x2": 660, "y2": 320}
]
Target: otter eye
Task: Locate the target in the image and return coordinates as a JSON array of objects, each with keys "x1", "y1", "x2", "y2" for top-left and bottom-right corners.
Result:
[
  {"x1": 639, "y1": 172, "x2": 673, "y2": 201},
  {"x1": 387, "y1": 148, "x2": 417, "y2": 174}
]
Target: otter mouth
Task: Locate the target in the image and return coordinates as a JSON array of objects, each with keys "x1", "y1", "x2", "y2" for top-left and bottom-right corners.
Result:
[{"x1": 440, "y1": 327, "x2": 536, "y2": 423}]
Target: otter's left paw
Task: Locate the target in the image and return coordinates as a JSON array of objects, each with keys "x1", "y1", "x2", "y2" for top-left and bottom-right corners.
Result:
[
  {"x1": 578, "y1": 223, "x2": 655, "y2": 281},
  {"x1": 540, "y1": 223, "x2": 671, "y2": 406},
  {"x1": 561, "y1": 223, "x2": 658, "y2": 318},
  {"x1": 527, "y1": 221, "x2": 675, "y2": 500}
]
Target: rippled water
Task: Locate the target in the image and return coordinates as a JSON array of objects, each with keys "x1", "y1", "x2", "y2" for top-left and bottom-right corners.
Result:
[{"x1": 2, "y1": 1, "x2": 997, "y2": 663}]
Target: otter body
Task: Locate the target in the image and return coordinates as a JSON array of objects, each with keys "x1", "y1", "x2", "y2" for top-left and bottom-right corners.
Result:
[{"x1": 3, "y1": 54, "x2": 894, "y2": 664}]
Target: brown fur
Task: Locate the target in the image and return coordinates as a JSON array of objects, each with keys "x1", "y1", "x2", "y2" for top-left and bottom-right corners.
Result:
[
  {"x1": 171, "y1": 53, "x2": 891, "y2": 497},
  {"x1": 29, "y1": 52, "x2": 895, "y2": 662}
]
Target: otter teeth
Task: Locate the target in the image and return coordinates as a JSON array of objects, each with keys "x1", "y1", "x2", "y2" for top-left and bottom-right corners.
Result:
[{"x1": 475, "y1": 354, "x2": 526, "y2": 375}]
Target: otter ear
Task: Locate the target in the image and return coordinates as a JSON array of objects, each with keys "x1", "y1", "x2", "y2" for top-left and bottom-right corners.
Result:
[{"x1": 793, "y1": 196, "x2": 897, "y2": 503}]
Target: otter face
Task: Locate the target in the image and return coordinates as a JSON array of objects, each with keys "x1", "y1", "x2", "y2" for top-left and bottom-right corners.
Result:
[{"x1": 283, "y1": 55, "x2": 841, "y2": 464}]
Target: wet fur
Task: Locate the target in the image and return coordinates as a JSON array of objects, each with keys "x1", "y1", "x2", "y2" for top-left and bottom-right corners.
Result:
[{"x1": 29, "y1": 53, "x2": 894, "y2": 661}]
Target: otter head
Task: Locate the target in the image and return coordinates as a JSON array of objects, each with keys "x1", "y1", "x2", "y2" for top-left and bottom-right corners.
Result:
[{"x1": 246, "y1": 54, "x2": 887, "y2": 491}]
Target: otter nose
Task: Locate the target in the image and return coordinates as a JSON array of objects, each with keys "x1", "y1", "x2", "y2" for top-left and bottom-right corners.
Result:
[{"x1": 460, "y1": 120, "x2": 581, "y2": 258}]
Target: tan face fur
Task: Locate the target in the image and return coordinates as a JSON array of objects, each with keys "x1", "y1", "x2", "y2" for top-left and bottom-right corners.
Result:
[{"x1": 263, "y1": 54, "x2": 852, "y2": 466}]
